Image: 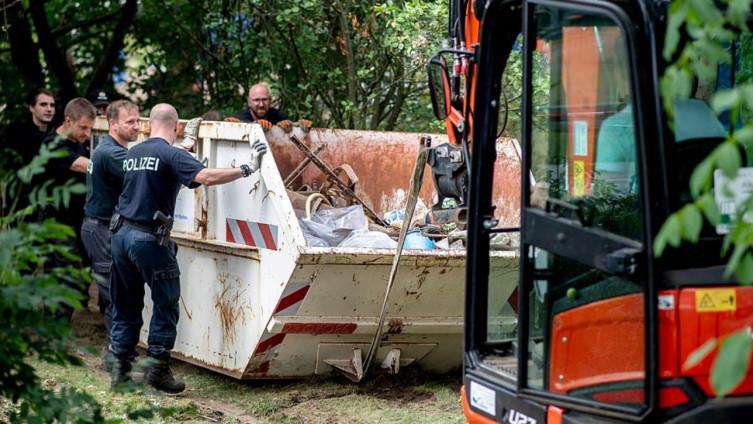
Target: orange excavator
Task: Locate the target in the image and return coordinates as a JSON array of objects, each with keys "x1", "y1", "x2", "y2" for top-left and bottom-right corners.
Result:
[{"x1": 428, "y1": 0, "x2": 753, "y2": 422}]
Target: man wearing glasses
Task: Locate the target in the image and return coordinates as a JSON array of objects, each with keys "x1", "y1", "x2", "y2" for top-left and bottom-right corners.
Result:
[{"x1": 228, "y1": 83, "x2": 311, "y2": 131}]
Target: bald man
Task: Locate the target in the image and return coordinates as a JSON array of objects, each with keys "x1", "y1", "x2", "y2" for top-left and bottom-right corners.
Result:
[
  {"x1": 108, "y1": 103, "x2": 267, "y2": 393},
  {"x1": 232, "y1": 83, "x2": 289, "y2": 125},
  {"x1": 228, "y1": 83, "x2": 312, "y2": 131}
]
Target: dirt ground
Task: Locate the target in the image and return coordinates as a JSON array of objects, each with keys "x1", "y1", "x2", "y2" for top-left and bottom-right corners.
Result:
[{"x1": 43, "y1": 301, "x2": 465, "y2": 423}]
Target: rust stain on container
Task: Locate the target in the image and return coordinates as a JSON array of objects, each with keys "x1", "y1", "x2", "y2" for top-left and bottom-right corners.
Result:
[
  {"x1": 387, "y1": 318, "x2": 404, "y2": 335},
  {"x1": 214, "y1": 272, "x2": 244, "y2": 345}
]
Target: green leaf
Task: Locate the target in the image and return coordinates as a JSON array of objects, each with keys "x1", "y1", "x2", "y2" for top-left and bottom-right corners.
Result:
[
  {"x1": 712, "y1": 89, "x2": 742, "y2": 113},
  {"x1": 725, "y1": 238, "x2": 749, "y2": 278},
  {"x1": 680, "y1": 205, "x2": 703, "y2": 243},
  {"x1": 741, "y1": 85, "x2": 753, "y2": 111},
  {"x1": 699, "y1": 193, "x2": 721, "y2": 225},
  {"x1": 683, "y1": 337, "x2": 717, "y2": 371},
  {"x1": 733, "y1": 126, "x2": 753, "y2": 149},
  {"x1": 68, "y1": 183, "x2": 87, "y2": 194},
  {"x1": 711, "y1": 328, "x2": 752, "y2": 397},
  {"x1": 716, "y1": 142, "x2": 742, "y2": 178},
  {"x1": 654, "y1": 214, "x2": 682, "y2": 257},
  {"x1": 62, "y1": 189, "x2": 71, "y2": 209},
  {"x1": 694, "y1": 37, "x2": 731, "y2": 64},
  {"x1": 690, "y1": 157, "x2": 715, "y2": 198},
  {"x1": 688, "y1": 0, "x2": 724, "y2": 23},
  {"x1": 737, "y1": 252, "x2": 753, "y2": 285},
  {"x1": 729, "y1": 0, "x2": 753, "y2": 27},
  {"x1": 663, "y1": 2, "x2": 687, "y2": 60}
]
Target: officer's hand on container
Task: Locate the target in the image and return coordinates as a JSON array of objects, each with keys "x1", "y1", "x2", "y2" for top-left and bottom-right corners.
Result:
[
  {"x1": 179, "y1": 117, "x2": 202, "y2": 151},
  {"x1": 257, "y1": 119, "x2": 273, "y2": 131},
  {"x1": 248, "y1": 140, "x2": 268, "y2": 173},
  {"x1": 298, "y1": 119, "x2": 313, "y2": 132},
  {"x1": 277, "y1": 119, "x2": 294, "y2": 132},
  {"x1": 224, "y1": 116, "x2": 241, "y2": 123}
]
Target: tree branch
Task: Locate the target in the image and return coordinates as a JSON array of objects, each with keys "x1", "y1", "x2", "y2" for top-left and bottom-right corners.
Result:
[
  {"x1": 86, "y1": 0, "x2": 137, "y2": 94},
  {"x1": 28, "y1": 0, "x2": 77, "y2": 100},
  {"x1": 50, "y1": 9, "x2": 120, "y2": 39}
]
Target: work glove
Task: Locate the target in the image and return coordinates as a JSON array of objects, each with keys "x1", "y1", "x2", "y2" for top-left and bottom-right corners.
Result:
[
  {"x1": 240, "y1": 140, "x2": 268, "y2": 176},
  {"x1": 224, "y1": 116, "x2": 241, "y2": 123},
  {"x1": 257, "y1": 119, "x2": 273, "y2": 131},
  {"x1": 277, "y1": 119, "x2": 294, "y2": 132},
  {"x1": 298, "y1": 118, "x2": 313, "y2": 132},
  {"x1": 178, "y1": 117, "x2": 202, "y2": 151}
]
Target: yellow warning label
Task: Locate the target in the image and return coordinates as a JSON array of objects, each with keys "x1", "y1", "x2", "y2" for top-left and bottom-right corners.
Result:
[
  {"x1": 573, "y1": 160, "x2": 585, "y2": 197},
  {"x1": 695, "y1": 289, "x2": 737, "y2": 313}
]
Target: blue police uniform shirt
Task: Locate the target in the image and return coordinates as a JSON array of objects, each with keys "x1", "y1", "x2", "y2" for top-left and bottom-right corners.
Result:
[
  {"x1": 39, "y1": 131, "x2": 89, "y2": 230},
  {"x1": 117, "y1": 137, "x2": 204, "y2": 224},
  {"x1": 84, "y1": 134, "x2": 127, "y2": 221}
]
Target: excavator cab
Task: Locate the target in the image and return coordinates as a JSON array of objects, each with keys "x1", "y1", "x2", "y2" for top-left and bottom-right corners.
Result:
[{"x1": 428, "y1": 0, "x2": 753, "y2": 422}]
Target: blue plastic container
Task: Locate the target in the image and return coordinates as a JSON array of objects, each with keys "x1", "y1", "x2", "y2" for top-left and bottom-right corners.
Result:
[{"x1": 403, "y1": 229, "x2": 436, "y2": 250}]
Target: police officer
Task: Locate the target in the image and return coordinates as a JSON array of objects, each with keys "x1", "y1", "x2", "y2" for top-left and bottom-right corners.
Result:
[
  {"x1": 38, "y1": 98, "x2": 94, "y2": 319},
  {"x1": 81, "y1": 100, "x2": 140, "y2": 361},
  {"x1": 109, "y1": 104, "x2": 267, "y2": 393}
]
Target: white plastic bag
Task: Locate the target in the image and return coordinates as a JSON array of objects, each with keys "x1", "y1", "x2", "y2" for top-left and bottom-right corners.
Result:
[
  {"x1": 338, "y1": 230, "x2": 397, "y2": 249},
  {"x1": 299, "y1": 205, "x2": 367, "y2": 246}
]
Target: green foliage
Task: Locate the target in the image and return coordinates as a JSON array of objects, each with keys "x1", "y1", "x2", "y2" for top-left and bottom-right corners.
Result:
[
  {"x1": 0, "y1": 146, "x2": 103, "y2": 422},
  {"x1": 711, "y1": 328, "x2": 752, "y2": 397},
  {"x1": 1, "y1": 0, "x2": 447, "y2": 132},
  {"x1": 659, "y1": 0, "x2": 753, "y2": 397}
]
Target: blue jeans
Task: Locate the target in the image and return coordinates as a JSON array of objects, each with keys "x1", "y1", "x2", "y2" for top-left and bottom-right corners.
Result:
[{"x1": 109, "y1": 225, "x2": 181, "y2": 361}]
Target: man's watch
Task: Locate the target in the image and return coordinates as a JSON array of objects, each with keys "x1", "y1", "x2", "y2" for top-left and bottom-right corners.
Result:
[{"x1": 240, "y1": 164, "x2": 252, "y2": 177}]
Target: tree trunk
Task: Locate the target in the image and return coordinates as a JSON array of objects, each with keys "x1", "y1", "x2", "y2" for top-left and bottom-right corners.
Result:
[
  {"x1": 4, "y1": 1, "x2": 44, "y2": 87},
  {"x1": 28, "y1": 0, "x2": 77, "y2": 101},
  {"x1": 332, "y1": 0, "x2": 359, "y2": 129}
]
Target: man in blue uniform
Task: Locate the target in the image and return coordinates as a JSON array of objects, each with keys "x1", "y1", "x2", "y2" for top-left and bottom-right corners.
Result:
[
  {"x1": 38, "y1": 98, "x2": 95, "y2": 319},
  {"x1": 109, "y1": 103, "x2": 267, "y2": 393},
  {"x1": 82, "y1": 100, "x2": 140, "y2": 356}
]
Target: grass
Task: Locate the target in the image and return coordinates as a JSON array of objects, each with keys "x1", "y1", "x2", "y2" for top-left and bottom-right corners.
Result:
[{"x1": 24, "y1": 310, "x2": 465, "y2": 423}]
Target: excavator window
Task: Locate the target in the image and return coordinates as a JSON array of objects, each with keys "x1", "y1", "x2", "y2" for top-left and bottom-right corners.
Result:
[{"x1": 482, "y1": 3, "x2": 647, "y2": 414}]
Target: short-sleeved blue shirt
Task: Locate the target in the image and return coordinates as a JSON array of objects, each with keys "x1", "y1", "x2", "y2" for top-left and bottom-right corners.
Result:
[
  {"x1": 40, "y1": 131, "x2": 89, "y2": 229},
  {"x1": 117, "y1": 137, "x2": 204, "y2": 224},
  {"x1": 84, "y1": 134, "x2": 127, "y2": 221}
]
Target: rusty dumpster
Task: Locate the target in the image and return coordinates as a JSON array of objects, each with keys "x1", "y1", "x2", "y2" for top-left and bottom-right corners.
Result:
[{"x1": 92, "y1": 119, "x2": 521, "y2": 379}]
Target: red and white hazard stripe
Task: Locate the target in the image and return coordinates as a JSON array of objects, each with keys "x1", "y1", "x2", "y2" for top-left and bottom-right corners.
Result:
[
  {"x1": 246, "y1": 282, "x2": 359, "y2": 376},
  {"x1": 274, "y1": 283, "x2": 310, "y2": 316},
  {"x1": 226, "y1": 218, "x2": 279, "y2": 250}
]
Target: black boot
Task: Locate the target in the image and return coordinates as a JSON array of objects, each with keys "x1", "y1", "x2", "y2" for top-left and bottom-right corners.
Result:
[
  {"x1": 110, "y1": 359, "x2": 132, "y2": 390},
  {"x1": 144, "y1": 358, "x2": 185, "y2": 394},
  {"x1": 101, "y1": 346, "x2": 114, "y2": 373}
]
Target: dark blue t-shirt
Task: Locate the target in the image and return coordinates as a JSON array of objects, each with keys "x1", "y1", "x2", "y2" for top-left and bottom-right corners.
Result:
[
  {"x1": 232, "y1": 106, "x2": 289, "y2": 124},
  {"x1": 40, "y1": 131, "x2": 89, "y2": 230},
  {"x1": 84, "y1": 135, "x2": 127, "y2": 221},
  {"x1": 117, "y1": 137, "x2": 204, "y2": 224}
]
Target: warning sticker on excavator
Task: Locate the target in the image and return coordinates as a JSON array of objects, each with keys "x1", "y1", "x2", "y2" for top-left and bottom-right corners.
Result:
[
  {"x1": 695, "y1": 289, "x2": 736, "y2": 313},
  {"x1": 573, "y1": 160, "x2": 585, "y2": 197}
]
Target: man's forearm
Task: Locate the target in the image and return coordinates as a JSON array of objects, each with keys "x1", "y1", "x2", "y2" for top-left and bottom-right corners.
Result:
[
  {"x1": 193, "y1": 168, "x2": 243, "y2": 186},
  {"x1": 70, "y1": 157, "x2": 89, "y2": 173}
]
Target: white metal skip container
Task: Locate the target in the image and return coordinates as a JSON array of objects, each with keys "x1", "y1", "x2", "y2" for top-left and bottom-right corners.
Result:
[{"x1": 94, "y1": 119, "x2": 520, "y2": 380}]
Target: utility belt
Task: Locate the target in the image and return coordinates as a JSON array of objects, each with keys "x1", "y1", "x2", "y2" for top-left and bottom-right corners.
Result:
[
  {"x1": 122, "y1": 218, "x2": 157, "y2": 233},
  {"x1": 84, "y1": 216, "x2": 111, "y2": 226},
  {"x1": 110, "y1": 212, "x2": 174, "y2": 247}
]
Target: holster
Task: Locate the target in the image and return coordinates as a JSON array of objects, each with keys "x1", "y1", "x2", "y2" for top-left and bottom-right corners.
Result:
[
  {"x1": 109, "y1": 213, "x2": 123, "y2": 233},
  {"x1": 152, "y1": 211, "x2": 174, "y2": 247}
]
